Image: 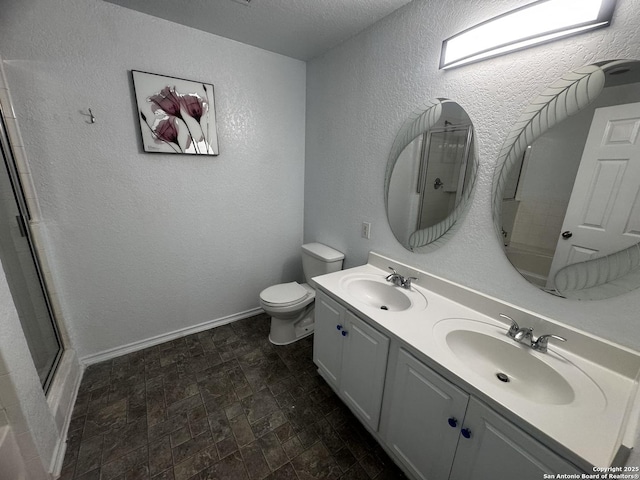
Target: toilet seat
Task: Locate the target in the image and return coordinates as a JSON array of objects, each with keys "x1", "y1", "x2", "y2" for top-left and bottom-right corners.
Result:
[{"x1": 260, "y1": 282, "x2": 312, "y2": 308}]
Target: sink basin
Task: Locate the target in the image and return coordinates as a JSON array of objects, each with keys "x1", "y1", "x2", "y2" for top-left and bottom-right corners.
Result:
[
  {"x1": 338, "y1": 274, "x2": 428, "y2": 312},
  {"x1": 446, "y1": 329, "x2": 574, "y2": 404},
  {"x1": 433, "y1": 318, "x2": 606, "y2": 408}
]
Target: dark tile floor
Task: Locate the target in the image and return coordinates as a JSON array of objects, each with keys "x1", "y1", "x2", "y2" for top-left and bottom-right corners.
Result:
[{"x1": 59, "y1": 313, "x2": 407, "y2": 480}]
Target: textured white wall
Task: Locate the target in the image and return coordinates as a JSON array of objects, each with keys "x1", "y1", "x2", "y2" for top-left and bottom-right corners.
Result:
[
  {"x1": 0, "y1": 0, "x2": 306, "y2": 359},
  {"x1": 305, "y1": 0, "x2": 640, "y2": 350}
]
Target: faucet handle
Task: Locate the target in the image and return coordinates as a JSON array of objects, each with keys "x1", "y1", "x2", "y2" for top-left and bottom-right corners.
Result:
[
  {"x1": 532, "y1": 334, "x2": 566, "y2": 353},
  {"x1": 386, "y1": 267, "x2": 397, "y2": 281},
  {"x1": 500, "y1": 313, "x2": 519, "y2": 338},
  {"x1": 402, "y1": 276, "x2": 418, "y2": 289}
]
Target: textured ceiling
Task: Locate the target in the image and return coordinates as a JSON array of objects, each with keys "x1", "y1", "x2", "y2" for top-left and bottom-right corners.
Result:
[{"x1": 103, "y1": 0, "x2": 414, "y2": 60}]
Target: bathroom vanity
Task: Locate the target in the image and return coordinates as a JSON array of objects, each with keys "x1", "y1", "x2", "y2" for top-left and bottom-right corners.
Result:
[{"x1": 312, "y1": 252, "x2": 640, "y2": 480}]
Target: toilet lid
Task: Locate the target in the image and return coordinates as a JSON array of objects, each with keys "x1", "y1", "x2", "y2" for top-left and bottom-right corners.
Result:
[{"x1": 260, "y1": 282, "x2": 309, "y2": 306}]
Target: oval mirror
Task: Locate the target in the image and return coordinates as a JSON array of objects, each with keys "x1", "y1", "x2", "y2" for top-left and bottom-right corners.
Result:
[
  {"x1": 385, "y1": 99, "x2": 477, "y2": 251},
  {"x1": 493, "y1": 60, "x2": 640, "y2": 300}
]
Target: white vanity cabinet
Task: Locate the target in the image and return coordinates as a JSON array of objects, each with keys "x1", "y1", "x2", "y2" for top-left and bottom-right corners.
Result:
[
  {"x1": 313, "y1": 290, "x2": 390, "y2": 431},
  {"x1": 313, "y1": 290, "x2": 344, "y2": 388},
  {"x1": 449, "y1": 397, "x2": 582, "y2": 480},
  {"x1": 312, "y1": 257, "x2": 640, "y2": 478},
  {"x1": 383, "y1": 348, "x2": 582, "y2": 480},
  {"x1": 383, "y1": 348, "x2": 469, "y2": 480},
  {"x1": 314, "y1": 287, "x2": 585, "y2": 480}
]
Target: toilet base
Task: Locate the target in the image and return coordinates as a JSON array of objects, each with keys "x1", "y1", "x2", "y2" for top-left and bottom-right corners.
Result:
[{"x1": 268, "y1": 309, "x2": 315, "y2": 345}]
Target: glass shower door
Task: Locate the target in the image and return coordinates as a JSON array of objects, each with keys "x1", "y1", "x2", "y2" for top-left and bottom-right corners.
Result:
[
  {"x1": 0, "y1": 110, "x2": 62, "y2": 392},
  {"x1": 416, "y1": 125, "x2": 472, "y2": 229}
]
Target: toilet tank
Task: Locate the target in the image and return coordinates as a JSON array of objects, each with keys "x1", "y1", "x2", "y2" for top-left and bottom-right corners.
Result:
[{"x1": 301, "y1": 243, "x2": 344, "y2": 286}]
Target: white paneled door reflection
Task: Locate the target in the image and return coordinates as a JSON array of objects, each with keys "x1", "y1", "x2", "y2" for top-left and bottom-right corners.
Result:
[{"x1": 547, "y1": 102, "x2": 640, "y2": 289}]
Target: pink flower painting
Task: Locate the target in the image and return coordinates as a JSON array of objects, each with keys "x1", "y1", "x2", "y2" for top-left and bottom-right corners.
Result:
[
  {"x1": 149, "y1": 87, "x2": 184, "y2": 118},
  {"x1": 133, "y1": 71, "x2": 219, "y2": 156}
]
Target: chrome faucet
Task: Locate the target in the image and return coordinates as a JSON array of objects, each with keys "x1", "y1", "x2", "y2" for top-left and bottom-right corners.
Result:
[
  {"x1": 401, "y1": 276, "x2": 418, "y2": 289},
  {"x1": 503, "y1": 314, "x2": 527, "y2": 341},
  {"x1": 513, "y1": 326, "x2": 534, "y2": 343},
  {"x1": 532, "y1": 334, "x2": 567, "y2": 353},
  {"x1": 386, "y1": 267, "x2": 404, "y2": 286},
  {"x1": 501, "y1": 314, "x2": 567, "y2": 352},
  {"x1": 386, "y1": 267, "x2": 417, "y2": 290}
]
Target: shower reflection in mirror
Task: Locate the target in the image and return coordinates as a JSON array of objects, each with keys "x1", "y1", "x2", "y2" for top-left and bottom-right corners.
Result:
[
  {"x1": 415, "y1": 123, "x2": 473, "y2": 232},
  {"x1": 387, "y1": 100, "x2": 477, "y2": 251}
]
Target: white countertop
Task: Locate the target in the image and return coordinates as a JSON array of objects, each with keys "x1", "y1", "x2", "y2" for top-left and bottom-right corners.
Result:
[{"x1": 313, "y1": 254, "x2": 640, "y2": 470}]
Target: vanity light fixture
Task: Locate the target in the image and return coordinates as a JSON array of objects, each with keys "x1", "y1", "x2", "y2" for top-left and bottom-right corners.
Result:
[{"x1": 439, "y1": 0, "x2": 616, "y2": 70}]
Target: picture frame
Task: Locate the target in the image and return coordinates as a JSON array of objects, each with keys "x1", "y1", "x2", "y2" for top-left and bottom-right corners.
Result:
[{"x1": 132, "y1": 70, "x2": 219, "y2": 156}]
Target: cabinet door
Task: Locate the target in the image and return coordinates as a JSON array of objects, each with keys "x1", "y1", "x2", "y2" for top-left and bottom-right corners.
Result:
[
  {"x1": 340, "y1": 310, "x2": 390, "y2": 431},
  {"x1": 449, "y1": 398, "x2": 582, "y2": 480},
  {"x1": 313, "y1": 291, "x2": 344, "y2": 389},
  {"x1": 384, "y1": 348, "x2": 469, "y2": 480}
]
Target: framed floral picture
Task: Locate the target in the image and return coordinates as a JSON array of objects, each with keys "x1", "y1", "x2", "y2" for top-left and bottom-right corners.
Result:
[{"x1": 132, "y1": 70, "x2": 219, "y2": 156}]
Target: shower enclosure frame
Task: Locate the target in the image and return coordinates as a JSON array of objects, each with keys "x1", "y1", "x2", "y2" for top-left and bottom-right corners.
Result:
[{"x1": 0, "y1": 107, "x2": 64, "y2": 393}]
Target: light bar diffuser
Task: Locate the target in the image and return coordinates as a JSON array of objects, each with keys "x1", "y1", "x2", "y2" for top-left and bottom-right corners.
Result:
[{"x1": 440, "y1": 0, "x2": 616, "y2": 70}]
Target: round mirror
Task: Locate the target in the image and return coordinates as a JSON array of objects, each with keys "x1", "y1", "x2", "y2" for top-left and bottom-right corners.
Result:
[
  {"x1": 385, "y1": 99, "x2": 477, "y2": 251},
  {"x1": 493, "y1": 60, "x2": 640, "y2": 300}
]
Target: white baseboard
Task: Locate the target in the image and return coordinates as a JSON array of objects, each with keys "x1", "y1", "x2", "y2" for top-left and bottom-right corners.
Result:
[{"x1": 80, "y1": 307, "x2": 264, "y2": 366}]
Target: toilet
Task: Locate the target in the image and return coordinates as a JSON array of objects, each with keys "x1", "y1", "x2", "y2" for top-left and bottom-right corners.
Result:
[{"x1": 259, "y1": 243, "x2": 344, "y2": 345}]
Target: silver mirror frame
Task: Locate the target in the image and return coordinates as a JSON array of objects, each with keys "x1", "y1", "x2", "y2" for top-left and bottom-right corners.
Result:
[
  {"x1": 492, "y1": 60, "x2": 640, "y2": 300},
  {"x1": 385, "y1": 98, "x2": 478, "y2": 252}
]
